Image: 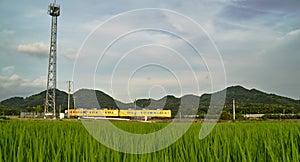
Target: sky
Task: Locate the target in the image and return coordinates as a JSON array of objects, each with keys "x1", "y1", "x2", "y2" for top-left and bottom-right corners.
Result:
[{"x1": 0, "y1": 0, "x2": 299, "y2": 102}]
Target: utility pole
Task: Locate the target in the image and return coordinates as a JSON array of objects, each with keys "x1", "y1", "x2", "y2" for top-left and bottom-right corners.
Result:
[
  {"x1": 44, "y1": 0, "x2": 60, "y2": 119},
  {"x1": 179, "y1": 111, "x2": 182, "y2": 120},
  {"x1": 73, "y1": 96, "x2": 77, "y2": 111},
  {"x1": 233, "y1": 98, "x2": 236, "y2": 121},
  {"x1": 66, "y1": 80, "x2": 73, "y2": 118},
  {"x1": 134, "y1": 99, "x2": 137, "y2": 120}
]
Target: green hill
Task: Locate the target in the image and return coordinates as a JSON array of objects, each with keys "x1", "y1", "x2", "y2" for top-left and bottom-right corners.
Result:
[
  {"x1": 0, "y1": 85, "x2": 299, "y2": 116},
  {"x1": 0, "y1": 89, "x2": 118, "y2": 115},
  {"x1": 223, "y1": 86, "x2": 299, "y2": 114},
  {"x1": 74, "y1": 89, "x2": 117, "y2": 109},
  {"x1": 1, "y1": 89, "x2": 70, "y2": 109}
]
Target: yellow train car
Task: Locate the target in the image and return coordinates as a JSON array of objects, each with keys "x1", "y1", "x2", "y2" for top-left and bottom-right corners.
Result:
[
  {"x1": 66, "y1": 109, "x2": 171, "y2": 118},
  {"x1": 120, "y1": 110, "x2": 171, "y2": 117}
]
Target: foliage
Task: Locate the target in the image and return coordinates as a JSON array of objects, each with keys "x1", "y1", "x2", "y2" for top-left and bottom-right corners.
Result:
[
  {"x1": 74, "y1": 89, "x2": 117, "y2": 109},
  {"x1": 0, "y1": 121, "x2": 299, "y2": 161},
  {"x1": 220, "y1": 111, "x2": 233, "y2": 120},
  {"x1": 0, "y1": 116, "x2": 9, "y2": 120},
  {"x1": 0, "y1": 97, "x2": 24, "y2": 108},
  {"x1": 0, "y1": 104, "x2": 20, "y2": 115},
  {"x1": 1, "y1": 85, "x2": 300, "y2": 117},
  {"x1": 163, "y1": 95, "x2": 181, "y2": 116},
  {"x1": 0, "y1": 89, "x2": 70, "y2": 109},
  {"x1": 262, "y1": 114, "x2": 300, "y2": 119}
]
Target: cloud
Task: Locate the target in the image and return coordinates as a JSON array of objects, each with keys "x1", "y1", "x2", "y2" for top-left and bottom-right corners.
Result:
[
  {"x1": 1, "y1": 66, "x2": 15, "y2": 75},
  {"x1": 24, "y1": 8, "x2": 45, "y2": 18},
  {"x1": 1, "y1": 0, "x2": 300, "y2": 101},
  {"x1": 234, "y1": 0, "x2": 300, "y2": 13},
  {"x1": 287, "y1": 29, "x2": 300, "y2": 36},
  {"x1": 220, "y1": 3, "x2": 269, "y2": 21},
  {"x1": 60, "y1": 48, "x2": 88, "y2": 61},
  {"x1": 215, "y1": 0, "x2": 300, "y2": 33},
  {"x1": 219, "y1": 0, "x2": 300, "y2": 21},
  {"x1": 92, "y1": 69, "x2": 210, "y2": 102},
  {"x1": 225, "y1": 27, "x2": 300, "y2": 99},
  {"x1": 16, "y1": 42, "x2": 49, "y2": 58},
  {"x1": 16, "y1": 42, "x2": 83, "y2": 61},
  {"x1": 0, "y1": 74, "x2": 46, "y2": 101},
  {"x1": 0, "y1": 29, "x2": 15, "y2": 35},
  {"x1": 61, "y1": 48, "x2": 77, "y2": 60}
]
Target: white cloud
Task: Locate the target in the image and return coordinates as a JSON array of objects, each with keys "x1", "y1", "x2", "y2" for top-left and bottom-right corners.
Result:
[
  {"x1": 59, "y1": 47, "x2": 89, "y2": 61},
  {"x1": 24, "y1": 8, "x2": 45, "y2": 18},
  {"x1": 16, "y1": 42, "x2": 49, "y2": 58},
  {"x1": 16, "y1": 42, "x2": 83, "y2": 61},
  {"x1": 0, "y1": 29, "x2": 15, "y2": 35},
  {"x1": 61, "y1": 48, "x2": 77, "y2": 60},
  {"x1": 1, "y1": 66, "x2": 15, "y2": 75},
  {"x1": 0, "y1": 74, "x2": 22, "y2": 88},
  {"x1": 287, "y1": 28, "x2": 300, "y2": 37},
  {"x1": 0, "y1": 74, "x2": 45, "y2": 101},
  {"x1": 22, "y1": 76, "x2": 46, "y2": 89},
  {"x1": 1, "y1": 0, "x2": 300, "y2": 101}
]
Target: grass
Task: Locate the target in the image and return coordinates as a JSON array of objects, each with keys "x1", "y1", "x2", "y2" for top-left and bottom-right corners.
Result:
[{"x1": 0, "y1": 120, "x2": 299, "y2": 161}]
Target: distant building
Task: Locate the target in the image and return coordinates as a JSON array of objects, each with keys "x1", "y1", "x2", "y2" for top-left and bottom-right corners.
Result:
[
  {"x1": 20, "y1": 112, "x2": 43, "y2": 118},
  {"x1": 243, "y1": 114, "x2": 265, "y2": 118}
]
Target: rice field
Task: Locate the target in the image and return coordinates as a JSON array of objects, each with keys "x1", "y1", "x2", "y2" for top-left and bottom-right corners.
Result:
[{"x1": 0, "y1": 120, "x2": 299, "y2": 162}]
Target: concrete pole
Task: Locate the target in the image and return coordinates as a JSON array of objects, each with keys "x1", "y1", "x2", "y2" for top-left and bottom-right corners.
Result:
[
  {"x1": 67, "y1": 81, "x2": 71, "y2": 118},
  {"x1": 233, "y1": 98, "x2": 236, "y2": 120}
]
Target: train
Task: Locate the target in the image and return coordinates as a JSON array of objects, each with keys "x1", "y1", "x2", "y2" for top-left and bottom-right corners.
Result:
[{"x1": 65, "y1": 109, "x2": 172, "y2": 118}]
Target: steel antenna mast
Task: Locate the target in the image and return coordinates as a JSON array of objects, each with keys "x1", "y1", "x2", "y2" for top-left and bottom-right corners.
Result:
[{"x1": 44, "y1": 0, "x2": 60, "y2": 119}]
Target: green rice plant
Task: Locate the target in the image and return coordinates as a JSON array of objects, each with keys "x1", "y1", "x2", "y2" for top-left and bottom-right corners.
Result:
[{"x1": 0, "y1": 120, "x2": 299, "y2": 161}]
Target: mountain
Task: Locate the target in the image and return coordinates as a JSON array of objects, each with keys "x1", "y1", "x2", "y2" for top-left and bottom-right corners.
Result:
[
  {"x1": 226, "y1": 85, "x2": 298, "y2": 106},
  {"x1": 219, "y1": 86, "x2": 299, "y2": 114},
  {"x1": 0, "y1": 89, "x2": 70, "y2": 109},
  {"x1": 74, "y1": 89, "x2": 117, "y2": 109},
  {"x1": 0, "y1": 85, "x2": 299, "y2": 116},
  {"x1": 0, "y1": 89, "x2": 70, "y2": 115}
]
